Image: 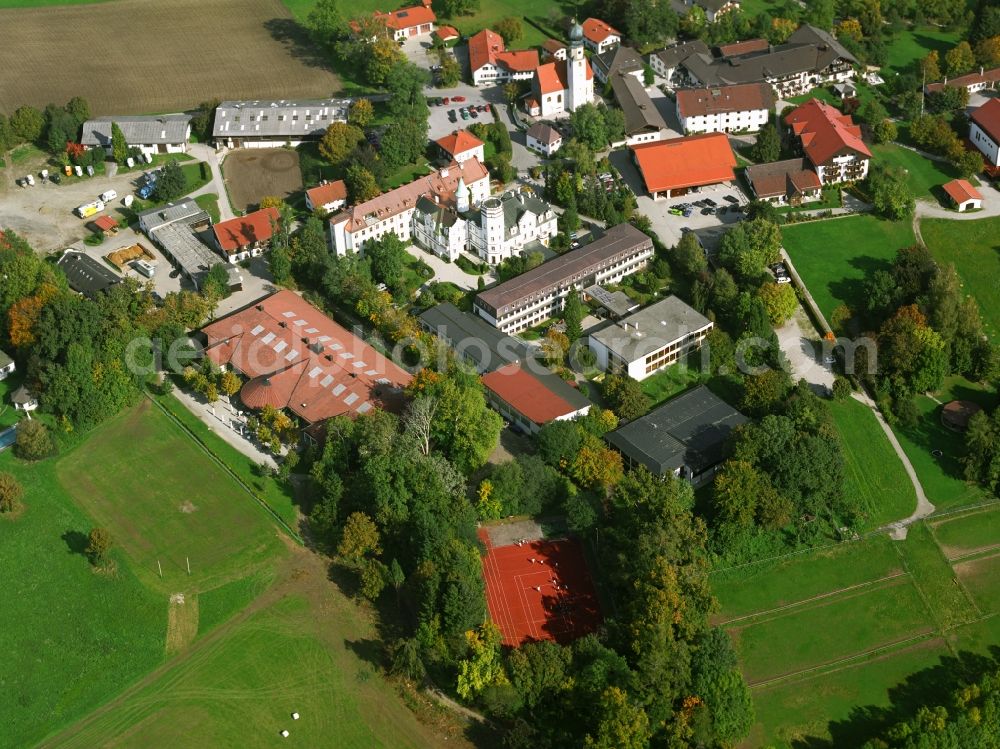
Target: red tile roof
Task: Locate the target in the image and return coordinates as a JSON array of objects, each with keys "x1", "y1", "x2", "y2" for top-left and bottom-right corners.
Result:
[
  {"x1": 482, "y1": 364, "x2": 580, "y2": 425},
  {"x1": 202, "y1": 289, "x2": 411, "y2": 424},
  {"x1": 305, "y1": 180, "x2": 347, "y2": 209},
  {"x1": 435, "y1": 129, "x2": 485, "y2": 157},
  {"x1": 971, "y1": 98, "x2": 1000, "y2": 143},
  {"x1": 496, "y1": 49, "x2": 540, "y2": 72},
  {"x1": 469, "y1": 28, "x2": 505, "y2": 73},
  {"x1": 630, "y1": 133, "x2": 737, "y2": 194},
  {"x1": 943, "y1": 178, "x2": 983, "y2": 205},
  {"x1": 434, "y1": 25, "x2": 459, "y2": 41},
  {"x1": 717, "y1": 38, "x2": 769, "y2": 57},
  {"x1": 582, "y1": 18, "x2": 620, "y2": 44},
  {"x1": 785, "y1": 98, "x2": 871, "y2": 167},
  {"x1": 213, "y1": 206, "x2": 280, "y2": 255},
  {"x1": 926, "y1": 66, "x2": 1000, "y2": 93},
  {"x1": 93, "y1": 215, "x2": 118, "y2": 231},
  {"x1": 383, "y1": 4, "x2": 435, "y2": 31},
  {"x1": 535, "y1": 59, "x2": 593, "y2": 95}
]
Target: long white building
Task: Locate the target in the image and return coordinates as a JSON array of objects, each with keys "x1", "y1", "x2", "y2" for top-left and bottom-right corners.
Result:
[
  {"x1": 328, "y1": 159, "x2": 489, "y2": 256},
  {"x1": 675, "y1": 83, "x2": 773, "y2": 134}
]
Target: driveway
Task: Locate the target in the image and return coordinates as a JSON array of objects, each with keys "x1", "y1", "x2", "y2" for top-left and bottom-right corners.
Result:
[
  {"x1": 189, "y1": 143, "x2": 235, "y2": 221},
  {"x1": 776, "y1": 307, "x2": 835, "y2": 393},
  {"x1": 404, "y1": 243, "x2": 492, "y2": 290},
  {"x1": 914, "y1": 178, "x2": 1000, "y2": 221}
]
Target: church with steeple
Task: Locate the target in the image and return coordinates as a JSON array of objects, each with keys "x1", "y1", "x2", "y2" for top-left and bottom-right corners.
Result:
[{"x1": 527, "y1": 19, "x2": 594, "y2": 118}]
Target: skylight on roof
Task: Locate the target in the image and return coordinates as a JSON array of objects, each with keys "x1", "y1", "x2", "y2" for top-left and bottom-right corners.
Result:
[
  {"x1": 332, "y1": 384, "x2": 346, "y2": 395},
  {"x1": 305, "y1": 327, "x2": 319, "y2": 334},
  {"x1": 285, "y1": 350, "x2": 300, "y2": 361},
  {"x1": 250, "y1": 325, "x2": 265, "y2": 335},
  {"x1": 344, "y1": 393, "x2": 360, "y2": 405},
  {"x1": 282, "y1": 311, "x2": 296, "y2": 318},
  {"x1": 352, "y1": 361, "x2": 365, "y2": 368},
  {"x1": 260, "y1": 332, "x2": 276, "y2": 344},
  {"x1": 308, "y1": 366, "x2": 323, "y2": 378},
  {"x1": 320, "y1": 375, "x2": 334, "y2": 387},
  {"x1": 274, "y1": 341, "x2": 288, "y2": 353}
]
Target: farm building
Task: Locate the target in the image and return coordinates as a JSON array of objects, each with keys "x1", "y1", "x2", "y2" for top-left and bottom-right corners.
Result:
[
  {"x1": 588, "y1": 296, "x2": 713, "y2": 381},
  {"x1": 137, "y1": 199, "x2": 221, "y2": 289},
  {"x1": 745, "y1": 158, "x2": 823, "y2": 205},
  {"x1": 201, "y1": 289, "x2": 411, "y2": 425},
  {"x1": 609, "y1": 71, "x2": 668, "y2": 146},
  {"x1": 969, "y1": 98, "x2": 1000, "y2": 175},
  {"x1": 0, "y1": 349, "x2": 14, "y2": 381},
  {"x1": 525, "y1": 122, "x2": 563, "y2": 156},
  {"x1": 605, "y1": 385, "x2": 747, "y2": 485},
  {"x1": 435, "y1": 130, "x2": 486, "y2": 165},
  {"x1": 212, "y1": 99, "x2": 349, "y2": 149},
  {"x1": 81, "y1": 114, "x2": 192, "y2": 158},
  {"x1": 942, "y1": 179, "x2": 983, "y2": 212},
  {"x1": 305, "y1": 180, "x2": 348, "y2": 214},
  {"x1": 784, "y1": 99, "x2": 871, "y2": 184},
  {"x1": 468, "y1": 29, "x2": 539, "y2": 86},
  {"x1": 351, "y1": 3, "x2": 436, "y2": 40},
  {"x1": 481, "y1": 363, "x2": 591, "y2": 433},
  {"x1": 925, "y1": 66, "x2": 1000, "y2": 96},
  {"x1": 630, "y1": 132, "x2": 737, "y2": 199},
  {"x1": 675, "y1": 82, "x2": 773, "y2": 134},
  {"x1": 56, "y1": 249, "x2": 121, "y2": 299},
  {"x1": 581, "y1": 18, "x2": 621, "y2": 54},
  {"x1": 213, "y1": 207, "x2": 281, "y2": 262}
]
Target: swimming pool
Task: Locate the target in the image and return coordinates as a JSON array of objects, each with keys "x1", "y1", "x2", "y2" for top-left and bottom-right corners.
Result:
[{"x1": 0, "y1": 426, "x2": 15, "y2": 450}]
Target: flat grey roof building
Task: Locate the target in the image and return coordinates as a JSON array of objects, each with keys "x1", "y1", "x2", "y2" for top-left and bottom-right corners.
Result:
[
  {"x1": 213, "y1": 99, "x2": 350, "y2": 142},
  {"x1": 81, "y1": 115, "x2": 192, "y2": 147},
  {"x1": 475, "y1": 223, "x2": 652, "y2": 317},
  {"x1": 151, "y1": 223, "x2": 223, "y2": 286},
  {"x1": 137, "y1": 199, "x2": 207, "y2": 235},
  {"x1": 585, "y1": 285, "x2": 638, "y2": 318},
  {"x1": 56, "y1": 250, "x2": 121, "y2": 299},
  {"x1": 606, "y1": 385, "x2": 747, "y2": 479},
  {"x1": 419, "y1": 302, "x2": 528, "y2": 372},
  {"x1": 590, "y1": 296, "x2": 711, "y2": 362}
]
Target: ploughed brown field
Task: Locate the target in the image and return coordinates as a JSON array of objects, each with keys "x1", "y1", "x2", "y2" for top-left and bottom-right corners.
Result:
[
  {"x1": 223, "y1": 148, "x2": 303, "y2": 213},
  {"x1": 0, "y1": 0, "x2": 340, "y2": 116}
]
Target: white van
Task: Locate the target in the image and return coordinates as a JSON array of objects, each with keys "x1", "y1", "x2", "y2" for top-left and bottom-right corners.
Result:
[
  {"x1": 99, "y1": 189, "x2": 117, "y2": 203},
  {"x1": 133, "y1": 259, "x2": 157, "y2": 278}
]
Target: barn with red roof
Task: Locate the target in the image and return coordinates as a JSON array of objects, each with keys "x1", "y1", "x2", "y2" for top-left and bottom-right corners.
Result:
[
  {"x1": 630, "y1": 132, "x2": 737, "y2": 199},
  {"x1": 970, "y1": 98, "x2": 1000, "y2": 174},
  {"x1": 481, "y1": 363, "x2": 591, "y2": 434},
  {"x1": 213, "y1": 206, "x2": 280, "y2": 262}
]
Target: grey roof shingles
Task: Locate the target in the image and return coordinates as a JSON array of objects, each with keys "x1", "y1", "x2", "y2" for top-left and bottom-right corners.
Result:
[
  {"x1": 0, "y1": 350, "x2": 13, "y2": 369},
  {"x1": 590, "y1": 296, "x2": 711, "y2": 363},
  {"x1": 81, "y1": 115, "x2": 191, "y2": 147},
  {"x1": 606, "y1": 385, "x2": 747, "y2": 475},
  {"x1": 419, "y1": 302, "x2": 526, "y2": 372},
  {"x1": 56, "y1": 250, "x2": 121, "y2": 299},
  {"x1": 610, "y1": 73, "x2": 668, "y2": 136},
  {"x1": 594, "y1": 45, "x2": 644, "y2": 78},
  {"x1": 212, "y1": 99, "x2": 349, "y2": 140}
]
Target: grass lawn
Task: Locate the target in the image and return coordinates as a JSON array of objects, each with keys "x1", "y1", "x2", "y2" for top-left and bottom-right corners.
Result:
[
  {"x1": 730, "y1": 579, "x2": 932, "y2": 684},
  {"x1": 893, "y1": 394, "x2": 989, "y2": 511},
  {"x1": 898, "y1": 522, "x2": 978, "y2": 630},
  {"x1": 281, "y1": 0, "x2": 565, "y2": 46},
  {"x1": 748, "y1": 638, "x2": 951, "y2": 748},
  {"x1": 775, "y1": 185, "x2": 842, "y2": 215},
  {"x1": 931, "y1": 506, "x2": 1000, "y2": 560},
  {"x1": 712, "y1": 535, "x2": 902, "y2": 622},
  {"x1": 872, "y1": 144, "x2": 961, "y2": 200},
  {"x1": 56, "y1": 400, "x2": 288, "y2": 593},
  {"x1": 181, "y1": 161, "x2": 212, "y2": 194},
  {"x1": 385, "y1": 157, "x2": 432, "y2": 190},
  {"x1": 885, "y1": 27, "x2": 962, "y2": 74},
  {"x1": 44, "y1": 593, "x2": 446, "y2": 749},
  {"x1": 639, "y1": 363, "x2": 705, "y2": 408},
  {"x1": 953, "y1": 552, "x2": 1000, "y2": 614},
  {"x1": 152, "y1": 391, "x2": 298, "y2": 528},
  {"x1": 781, "y1": 215, "x2": 916, "y2": 322},
  {"x1": 0, "y1": 371, "x2": 24, "y2": 428},
  {"x1": 195, "y1": 193, "x2": 221, "y2": 223},
  {"x1": 0, "y1": 451, "x2": 166, "y2": 748},
  {"x1": 828, "y1": 397, "x2": 917, "y2": 528},
  {"x1": 920, "y1": 217, "x2": 1000, "y2": 340}
]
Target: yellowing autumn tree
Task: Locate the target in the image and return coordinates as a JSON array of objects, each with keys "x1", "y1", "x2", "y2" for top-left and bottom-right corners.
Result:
[{"x1": 456, "y1": 621, "x2": 507, "y2": 700}]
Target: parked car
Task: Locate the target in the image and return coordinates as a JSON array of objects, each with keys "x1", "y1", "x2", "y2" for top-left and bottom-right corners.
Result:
[
  {"x1": 461, "y1": 109, "x2": 470, "y2": 120},
  {"x1": 700, "y1": 206, "x2": 713, "y2": 215},
  {"x1": 448, "y1": 110, "x2": 457, "y2": 122},
  {"x1": 470, "y1": 108, "x2": 479, "y2": 118},
  {"x1": 704, "y1": 198, "x2": 718, "y2": 207},
  {"x1": 682, "y1": 207, "x2": 693, "y2": 217},
  {"x1": 669, "y1": 207, "x2": 683, "y2": 216},
  {"x1": 479, "y1": 104, "x2": 490, "y2": 113},
  {"x1": 452, "y1": 95, "x2": 466, "y2": 102},
  {"x1": 724, "y1": 195, "x2": 739, "y2": 204},
  {"x1": 442, "y1": 97, "x2": 450, "y2": 105}
]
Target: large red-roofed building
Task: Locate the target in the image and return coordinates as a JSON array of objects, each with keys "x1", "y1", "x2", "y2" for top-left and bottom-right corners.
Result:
[
  {"x1": 350, "y1": 4, "x2": 435, "y2": 40},
  {"x1": 481, "y1": 363, "x2": 591, "y2": 433},
  {"x1": 213, "y1": 206, "x2": 281, "y2": 262},
  {"x1": 202, "y1": 290, "x2": 411, "y2": 425},
  {"x1": 305, "y1": 180, "x2": 348, "y2": 214},
  {"x1": 435, "y1": 129, "x2": 485, "y2": 165},
  {"x1": 468, "y1": 29, "x2": 539, "y2": 86},
  {"x1": 970, "y1": 98, "x2": 1000, "y2": 173},
  {"x1": 784, "y1": 98, "x2": 871, "y2": 184},
  {"x1": 581, "y1": 18, "x2": 621, "y2": 54},
  {"x1": 630, "y1": 132, "x2": 737, "y2": 199}
]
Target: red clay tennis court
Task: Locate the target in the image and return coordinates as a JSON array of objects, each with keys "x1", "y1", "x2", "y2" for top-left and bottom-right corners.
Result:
[{"x1": 479, "y1": 528, "x2": 602, "y2": 647}]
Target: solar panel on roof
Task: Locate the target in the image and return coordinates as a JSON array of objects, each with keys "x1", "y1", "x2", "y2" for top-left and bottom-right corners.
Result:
[
  {"x1": 285, "y1": 350, "x2": 299, "y2": 361},
  {"x1": 250, "y1": 325, "x2": 265, "y2": 335},
  {"x1": 308, "y1": 366, "x2": 323, "y2": 378},
  {"x1": 320, "y1": 375, "x2": 334, "y2": 387},
  {"x1": 332, "y1": 384, "x2": 346, "y2": 395},
  {"x1": 274, "y1": 341, "x2": 288, "y2": 353},
  {"x1": 261, "y1": 332, "x2": 276, "y2": 344},
  {"x1": 344, "y1": 393, "x2": 359, "y2": 405}
]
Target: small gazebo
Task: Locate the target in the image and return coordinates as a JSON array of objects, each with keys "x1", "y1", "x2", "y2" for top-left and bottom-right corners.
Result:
[{"x1": 941, "y1": 400, "x2": 982, "y2": 431}]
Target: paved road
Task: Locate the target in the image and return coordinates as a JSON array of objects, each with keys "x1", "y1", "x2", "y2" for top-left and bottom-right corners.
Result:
[
  {"x1": 188, "y1": 143, "x2": 235, "y2": 221},
  {"x1": 170, "y1": 386, "x2": 277, "y2": 469}
]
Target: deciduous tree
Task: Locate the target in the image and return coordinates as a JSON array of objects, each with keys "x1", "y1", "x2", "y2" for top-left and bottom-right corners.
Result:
[
  {"x1": 86, "y1": 527, "x2": 113, "y2": 564},
  {"x1": 0, "y1": 472, "x2": 24, "y2": 514},
  {"x1": 319, "y1": 122, "x2": 364, "y2": 166}
]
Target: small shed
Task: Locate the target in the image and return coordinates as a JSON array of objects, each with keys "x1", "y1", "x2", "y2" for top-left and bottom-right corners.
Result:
[
  {"x1": 433, "y1": 25, "x2": 459, "y2": 43},
  {"x1": 942, "y1": 179, "x2": 983, "y2": 212},
  {"x1": 92, "y1": 215, "x2": 119, "y2": 236},
  {"x1": 11, "y1": 385, "x2": 38, "y2": 412},
  {"x1": 833, "y1": 81, "x2": 857, "y2": 100},
  {"x1": 942, "y1": 400, "x2": 982, "y2": 431}
]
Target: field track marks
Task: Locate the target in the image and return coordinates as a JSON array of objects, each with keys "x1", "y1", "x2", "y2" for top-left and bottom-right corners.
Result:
[{"x1": 165, "y1": 594, "x2": 199, "y2": 656}]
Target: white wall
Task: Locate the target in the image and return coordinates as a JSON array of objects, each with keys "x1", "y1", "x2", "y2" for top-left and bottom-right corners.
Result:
[
  {"x1": 971, "y1": 121, "x2": 1000, "y2": 166},
  {"x1": 679, "y1": 106, "x2": 769, "y2": 134}
]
